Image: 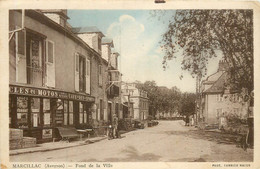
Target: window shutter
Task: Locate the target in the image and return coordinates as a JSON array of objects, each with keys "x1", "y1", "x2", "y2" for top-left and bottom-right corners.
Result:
[
  {"x1": 46, "y1": 40, "x2": 55, "y2": 87},
  {"x1": 75, "y1": 53, "x2": 79, "y2": 91},
  {"x1": 86, "y1": 59, "x2": 90, "y2": 94},
  {"x1": 15, "y1": 30, "x2": 27, "y2": 83}
]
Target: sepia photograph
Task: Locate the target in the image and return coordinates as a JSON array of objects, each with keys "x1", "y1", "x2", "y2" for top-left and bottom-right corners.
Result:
[{"x1": 0, "y1": 1, "x2": 259, "y2": 168}]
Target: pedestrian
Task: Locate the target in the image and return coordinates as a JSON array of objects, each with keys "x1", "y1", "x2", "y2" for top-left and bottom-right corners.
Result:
[
  {"x1": 113, "y1": 114, "x2": 119, "y2": 138},
  {"x1": 191, "y1": 116, "x2": 194, "y2": 126},
  {"x1": 185, "y1": 115, "x2": 190, "y2": 126}
]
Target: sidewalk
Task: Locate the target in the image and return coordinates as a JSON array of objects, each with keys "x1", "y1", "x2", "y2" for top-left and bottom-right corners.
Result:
[{"x1": 10, "y1": 136, "x2": 107, "y2": 156}]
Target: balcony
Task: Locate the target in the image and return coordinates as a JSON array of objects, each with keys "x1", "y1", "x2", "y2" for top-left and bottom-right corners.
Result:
[{"x1": 107, "y1": 84, "x2": 119, "y2": 98}]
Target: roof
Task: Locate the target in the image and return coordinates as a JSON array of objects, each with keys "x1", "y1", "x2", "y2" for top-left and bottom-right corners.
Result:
[
  {"x1": 72, "y1": 26, "x2": 105, "y2": 37},
  {"x1": 203, "y1": 72, "x2": 227, "y2": 93},
  {"x1": 102, "y1": 37, "x2": 114, "y2": 47}
]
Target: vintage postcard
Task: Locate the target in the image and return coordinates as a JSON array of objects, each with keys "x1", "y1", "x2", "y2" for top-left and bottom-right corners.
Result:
[{"x1": 0, "y1": 1, "x2": 259, "y2": 169}]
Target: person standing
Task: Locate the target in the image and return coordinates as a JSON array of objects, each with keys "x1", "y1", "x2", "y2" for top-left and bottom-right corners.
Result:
[{"x1": 113, "y1": 114, "x2": 119, "y2": 138}]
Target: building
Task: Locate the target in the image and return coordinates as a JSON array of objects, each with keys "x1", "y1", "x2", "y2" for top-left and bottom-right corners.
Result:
[
  {"x1": 8, "y1": 9, "x2": 122, "y2": 143},
  {"x1": 121, "y1": 83, "x2": 149, "y2": 120},
  {"x1": 199, "y1": 60, "x2": 249, "y2": 126}
]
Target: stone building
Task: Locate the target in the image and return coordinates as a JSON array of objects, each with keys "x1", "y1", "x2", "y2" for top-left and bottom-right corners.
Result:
[
  {"x1": 8, "y1": 9, "x2": 121, "y2": 143},
  {"x1": 199, "y1": 60, "x2": 249, "y2": 126},
  {"x1": 121, "y1": 82, "x2": 149, "y2": 120}
]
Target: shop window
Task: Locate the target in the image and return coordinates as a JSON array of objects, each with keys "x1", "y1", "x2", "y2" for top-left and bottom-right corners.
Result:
[
  {"x1": 84, "y1": 109, "x2": 87, "y2": 124},
  {"x1": 43, "y1": 98, "x2": 51, "y2": 127},
  {"x1": 79, "y1": 102, "x2": 83, "y2": 124},
  {"x1": 31, "y1": 98, "x2": 41, "y2": 128},
  {"x1": 64, "y1": 100, "x2": 68, "y2": 125},
  {"x1": 17, "y1": 96, "x2": 29, "y2": 128},
  {"x1": 69, "y1": 101, "x2": 74, "y2": 125}
]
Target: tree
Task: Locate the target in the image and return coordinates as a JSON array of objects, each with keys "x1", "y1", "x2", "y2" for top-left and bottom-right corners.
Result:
[
  {"x1": 135, "y1": 81, "x2": 182, "y2": 118},
  {"x1": 158, "y1": 10, "x2": 253, "y2": 93},
  {"x1": 179, "y1": 92, "x2": 196, "y2": 116}
]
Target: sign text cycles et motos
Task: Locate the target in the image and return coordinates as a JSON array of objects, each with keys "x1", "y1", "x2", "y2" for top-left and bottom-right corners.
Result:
[{"x1": 9, "y1": 85, "x2": 95, "y2": 102}]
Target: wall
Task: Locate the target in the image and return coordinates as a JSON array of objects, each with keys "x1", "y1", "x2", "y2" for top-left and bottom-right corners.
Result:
[
  {"x1": 101, "y1": 44, "x2": 109, "y2": 62},
  {"x1": 9, "y1": 11, "x2": 92, "y2": 94},
  {"x1": 205, "y1": 93, "x2": 248, "y2": 124}
]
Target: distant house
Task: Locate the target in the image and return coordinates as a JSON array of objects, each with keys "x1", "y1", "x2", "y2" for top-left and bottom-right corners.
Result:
[
  {"x1": 199, "y1": 60, "x2": 249, "y2": 125},
  {"x1": 121, "y1": 82, "x2": 149, "y2": 120}
]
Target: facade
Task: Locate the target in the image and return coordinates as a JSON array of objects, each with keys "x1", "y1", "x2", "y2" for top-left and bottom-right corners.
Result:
[
  {"x1": 121, "y1": 83, "x2": 149, "y2": 120},
  {"x1": 199, "y1": 60, "x2": 249, "y2": 125},
  {"x1": 8, "y1": 9, "x2": 122, "y2": 143}
]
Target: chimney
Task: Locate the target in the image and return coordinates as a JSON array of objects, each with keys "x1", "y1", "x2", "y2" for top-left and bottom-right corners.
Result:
[
  {"x1": 101, "y1": 38, "x2": 114, "y2": 62},
  {"x1": 40, "y1": 9, "x2": 69, "y2": 28},
  {"x1": 72, "y1": 26, "x2": 104, "y2": 55},
  {"x1": 218, "y1": 60, "x2": 228, "y2": 71},
  {"x1": 111, "y1": 52, "x2": 119, "y2": 69}
]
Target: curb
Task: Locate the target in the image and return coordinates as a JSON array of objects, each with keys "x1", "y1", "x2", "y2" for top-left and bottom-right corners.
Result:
[{"x1": 10, "y1": 137, "x2": 107, "y2": 156}]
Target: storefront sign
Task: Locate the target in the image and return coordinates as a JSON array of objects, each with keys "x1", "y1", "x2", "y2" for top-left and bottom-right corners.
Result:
[
  {"x1": 9, "y1": 85, "x2": 95, "y2": 102},
  {"x1": 42, "y1": 129, "x2": 52, "y2": 139}
]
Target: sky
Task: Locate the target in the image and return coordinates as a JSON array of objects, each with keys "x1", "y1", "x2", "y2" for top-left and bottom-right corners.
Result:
[{"x1": 68, "y1": 10, "x2": 221, "y2": 93}]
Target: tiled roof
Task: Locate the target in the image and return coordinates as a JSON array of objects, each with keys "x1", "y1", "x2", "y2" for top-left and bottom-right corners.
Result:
[
  {"x1": 72, "y1": 26, "x2": 104, "y2": 37},
  {"x1": 203, "y1": 72, "x2": 228, "y2": 93}
]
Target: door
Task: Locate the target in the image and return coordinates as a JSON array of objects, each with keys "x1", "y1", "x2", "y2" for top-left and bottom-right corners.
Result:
[{"x1": 107, "y1": 103, "x2": 112, "y2": 123}]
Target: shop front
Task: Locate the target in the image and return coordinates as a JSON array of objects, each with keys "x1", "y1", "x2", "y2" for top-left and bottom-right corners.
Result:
[{"x1": 9, "y1": 85, "x2": 95, "y2": 143}]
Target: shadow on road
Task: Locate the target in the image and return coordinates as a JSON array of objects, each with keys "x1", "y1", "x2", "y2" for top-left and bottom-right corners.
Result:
[
  {"x1": 81, "y1": 146, "x2": 161, "y2": 162},
  {"x1": 165, "y1": 130, "x2": 240, "y2": 145}
]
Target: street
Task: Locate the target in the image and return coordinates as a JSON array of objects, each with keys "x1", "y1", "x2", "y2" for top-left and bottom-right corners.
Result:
[{"x1": 10, "y1": 120, "x2": 253, "y2": 162}]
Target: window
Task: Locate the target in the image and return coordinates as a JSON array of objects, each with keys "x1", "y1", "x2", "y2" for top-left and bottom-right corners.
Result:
[
  {"x1": 31, "y1": 98, "x2": 41, "y2": 128},
  {"x1": 83, "y1": 104, "x2": 87, "y2": 124},
  {"x1": 75, "y1": 53, "x2": 79, "y2": 91},
  {"x1": 86, "y1": 59, "x2": 90, "y2": 94},
  {"x1": 75, "y1": 53, "x2": 88, "y2": 92},
  {"x1": 28, "y1": 37, "x2": 43, "y2": 86},
  {"x1": 98, "y1": 65, "x2": 102, "y2": 86},
  {"x1": 17, "y1": 96, "x2": 29, "y2": 128},
  {"x1": 216, "y1": 94, "x2": 223, "y2": 102},
  {"x1": 69, "y1": 101, "x2": 74, "y2": 125}
]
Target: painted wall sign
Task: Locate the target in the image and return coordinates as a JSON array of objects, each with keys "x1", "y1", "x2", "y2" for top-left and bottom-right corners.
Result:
[
  {"x1": 9, "y1": 85, "x2": 95, "y2": 102},
  {"x1": 42, "y1": 129, "x2": 52, "y2": 139}
]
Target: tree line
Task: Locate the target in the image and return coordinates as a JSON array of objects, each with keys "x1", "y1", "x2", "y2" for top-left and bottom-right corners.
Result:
[{"x1": 135, "y1": 80, "x2": 196, "y2": 118}]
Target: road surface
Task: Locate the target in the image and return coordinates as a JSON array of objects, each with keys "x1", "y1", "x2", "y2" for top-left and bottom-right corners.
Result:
[{"x1": 10, "y1": 120, "x2": 253, "y2": 162}]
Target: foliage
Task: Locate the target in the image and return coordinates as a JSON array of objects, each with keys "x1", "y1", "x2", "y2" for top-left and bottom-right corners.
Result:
[
  {"x1": 158, "y1": 10, "x2": 253, "y2": 93},
  {"x1": 225, "y1": 113, "x2": 247, "y2": 125},
  {"x1": 135, "y1": 80, "x2": 189, "y2": 117},
  {"x1": 179, "y1": 92, "x2": 196, "y2": 116}
]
